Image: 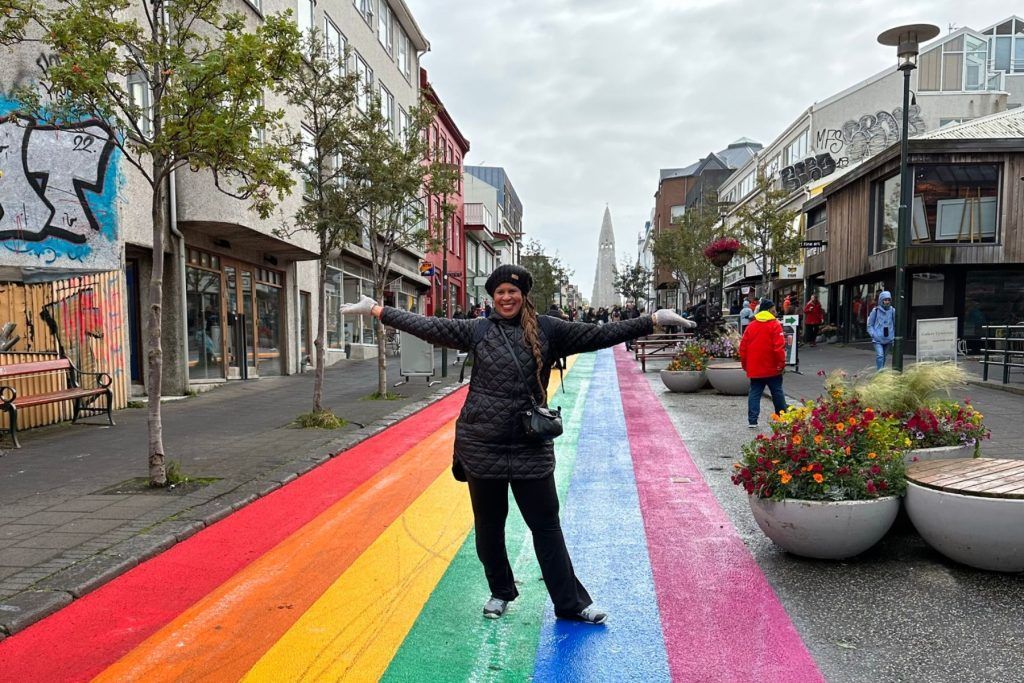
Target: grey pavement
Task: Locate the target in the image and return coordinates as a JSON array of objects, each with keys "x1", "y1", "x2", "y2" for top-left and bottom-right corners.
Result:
[
  {"x1": 644, "y1": 357, "x2": 1024, "y2": 683},
  {"x1": 0, "y1": 350, "x2": 465, "y2": 637}
]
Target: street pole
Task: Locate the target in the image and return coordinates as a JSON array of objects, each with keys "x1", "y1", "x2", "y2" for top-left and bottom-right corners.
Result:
[
  {"x1": 878, "y1": 23, "x2": 939, "y2": 372},
  {"x1": 892, "y1": 66, "x2": 912, "y2": 372},
  {"x1": 441, "y1": 211, "x2": 449, "y2": 378}
]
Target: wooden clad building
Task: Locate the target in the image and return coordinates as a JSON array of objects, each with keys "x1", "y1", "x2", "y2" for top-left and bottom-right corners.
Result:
[{"x1": 809, "y1": 109, "x2": 1024, "y2": 348}]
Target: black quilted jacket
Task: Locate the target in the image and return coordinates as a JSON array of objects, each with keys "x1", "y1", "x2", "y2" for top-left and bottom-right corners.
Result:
[{"x1": 380, "y1": 307, "x2": 654, "y2": 480}]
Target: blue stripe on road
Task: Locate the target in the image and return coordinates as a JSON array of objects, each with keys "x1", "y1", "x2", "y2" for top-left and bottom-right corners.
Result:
[{"x1": 532, "y1": 348, "x2": 671, "y2": 682}]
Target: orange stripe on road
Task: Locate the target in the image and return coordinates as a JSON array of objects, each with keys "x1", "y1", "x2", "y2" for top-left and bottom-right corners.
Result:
[{"x1": 93, "y1": 419, "x2": 458, "y2": 683}]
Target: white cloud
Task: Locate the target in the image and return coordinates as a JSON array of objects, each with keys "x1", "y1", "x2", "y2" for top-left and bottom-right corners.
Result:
[{"x1": 408, "y1": 0, "x2": 1014, "y2": 295}]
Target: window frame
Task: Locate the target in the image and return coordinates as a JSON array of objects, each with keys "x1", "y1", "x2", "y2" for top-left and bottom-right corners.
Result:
[
  {"x1": 379, "y1": 83, "x2": 395, "y2": 134},
  {"x1": 324, "y1": 15, "x2": 347, "y2": 76},
  {"x1": 377, "y1": 0, "x2": 393, "y2": 54},
  {"x1": 354, "y1": 53, "x2": 373, "y2": 113},
  {"x1": 127, "y1": 72, "x2": 153, "y2": 138}
]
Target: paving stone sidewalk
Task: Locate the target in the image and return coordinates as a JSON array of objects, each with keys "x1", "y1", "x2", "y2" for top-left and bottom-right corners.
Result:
[{"x1": 0, "y1": 352, "x2": 465, "y2": 638}]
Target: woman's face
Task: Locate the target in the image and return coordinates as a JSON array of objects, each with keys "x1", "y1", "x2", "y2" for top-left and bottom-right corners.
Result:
[{"x1": 494, "y1": 283, "x2": 524, "y2": 318}]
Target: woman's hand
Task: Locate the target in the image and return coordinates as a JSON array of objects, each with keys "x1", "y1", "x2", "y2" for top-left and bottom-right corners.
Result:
[
  {"x1": 340, "y1": 295, "x2": 381, "y2": 318},
  {"x1": 652, "y1": 309, "x2": 696, "y2": 329}
]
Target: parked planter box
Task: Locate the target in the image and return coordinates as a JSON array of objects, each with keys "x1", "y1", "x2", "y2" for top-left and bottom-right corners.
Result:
[
  {"x1": 748, "y1": 495, "x2": 900, "y2": 560},
  {"x1": 659, "y1": 369, "x2": 707, "y2": 393},
  {"x1": 706, "y1": 361, "x2": 749, "y2": 395},
  {"x1": 903, "y1": 443, "x2": 974, "y2": 465},
  {"x1": 906, "y1": 482, "x2": 1024, "y2": 572}
]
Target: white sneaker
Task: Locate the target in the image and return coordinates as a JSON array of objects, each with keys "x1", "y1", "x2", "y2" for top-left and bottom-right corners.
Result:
[
  {"x1": 483, "y1": 597, "x2": 509, "y2": 619},
  {"x1": 747, "y1": 423, "x2": 758, "y2": 429},
  {"x1": 574, "y1": 605, "x2": 607, "y2": 624}
]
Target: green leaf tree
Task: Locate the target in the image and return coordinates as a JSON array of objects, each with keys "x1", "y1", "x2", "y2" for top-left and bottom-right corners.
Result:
[
  {"x1": 612, "y1": 259, "x2": 652, "y2": 306},
  {"x1": 17, "y1": 0, "x2": 301, "y2": 485},
  {"x1": 652, "y1": 202, "x2": 718, "y2": 308},
  {"x1": 733, "y1": 172, "x2": 802, "y2": 290},
  {"x1": 0, "y1": 0, "x2": 37, "y2": 45},
  {"x1": 343, "y1": 91, "x2": 458, "y2": 398},
  {"x1": 276, "y1": 29, "x2": 360, "y2": 417},
  {"x1": 519, "y1": 239, "x2": 573, "y2": 311}
]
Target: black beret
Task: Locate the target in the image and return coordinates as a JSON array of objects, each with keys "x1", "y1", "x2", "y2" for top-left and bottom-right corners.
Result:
[{"x1": 485, "y1": 264, "x2": 533, "y2": 297}]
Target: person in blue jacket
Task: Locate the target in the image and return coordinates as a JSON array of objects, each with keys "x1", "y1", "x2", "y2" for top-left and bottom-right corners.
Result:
[{"x1": 867, "y1": 290, "x2": 896, "y2": 371}]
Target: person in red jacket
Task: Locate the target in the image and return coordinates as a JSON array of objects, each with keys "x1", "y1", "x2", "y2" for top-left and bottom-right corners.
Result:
[
  {"x1": 803, "y1": 294, "x2": 825, "y2": 346},
  {"x1": 739, "y1": 300, "x2": 788, "y2": 428}
]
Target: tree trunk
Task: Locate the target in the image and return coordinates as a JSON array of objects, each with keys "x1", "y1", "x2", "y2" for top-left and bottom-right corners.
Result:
[
  {"x1": 313, "y1": 255, "x2": 328, "y2": 413},
  {"x1": 148, "y1": 170, "x2": 168, "y2": 487},
  {"x1": 375, "y1": 284, "x2": 386, "y2": 397}
]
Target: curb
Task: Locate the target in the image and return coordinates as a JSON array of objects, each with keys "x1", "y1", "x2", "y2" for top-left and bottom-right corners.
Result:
[
  {"x1": 0, "y1": 381, "x2": 466, "y2": 639},
  {"x1": 966, "y1": 378, "x2": 1024, "y2": 397}
]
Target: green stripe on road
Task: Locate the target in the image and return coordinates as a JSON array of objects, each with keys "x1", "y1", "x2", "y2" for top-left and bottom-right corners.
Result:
[{"x1": 381, "y1": 353, "x2": 596, "y2": 683}]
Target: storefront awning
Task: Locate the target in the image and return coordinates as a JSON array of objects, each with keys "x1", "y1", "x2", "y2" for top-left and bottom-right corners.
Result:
[{"x1": 180, "y1": 221, "x2": 320, "y2": 261}]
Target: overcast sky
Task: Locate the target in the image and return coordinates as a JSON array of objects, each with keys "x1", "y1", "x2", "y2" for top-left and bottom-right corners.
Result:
[{"x1": 408, "y1": 0, "x2": 1011, "y2": 296}]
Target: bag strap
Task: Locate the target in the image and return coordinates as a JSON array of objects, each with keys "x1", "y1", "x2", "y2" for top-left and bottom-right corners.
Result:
[
  {"x1": 495, "y1": 323, "x2": 544, "y2": 408},
  {"x1": 458, "y1": 319, "x2": 491, "y2": 383}
]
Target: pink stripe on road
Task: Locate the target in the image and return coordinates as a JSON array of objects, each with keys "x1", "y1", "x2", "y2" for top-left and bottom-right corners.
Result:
[{"x1": 613, "y1": 346, "x2": 823, "y2": 682}]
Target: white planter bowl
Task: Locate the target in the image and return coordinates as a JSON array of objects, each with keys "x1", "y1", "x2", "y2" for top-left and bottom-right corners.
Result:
[
  {"x1": 659, "y1": 369, "x2": 707, "y2": 392},
  {"x1": 706, "y1": 361, "x2": 749, "y2": 395},
  {"x1": 905, "y1": 482, "x2": 1024, "y2": 572},
  {"x1": 748, "y1": 495, "x2": 900, "y2": 560},
  {"x1": 903, "y1": 443, "x2": 974, "y2": 465}
]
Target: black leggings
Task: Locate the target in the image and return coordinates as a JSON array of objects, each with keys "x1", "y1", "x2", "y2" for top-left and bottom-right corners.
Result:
[{"x1": 466, "y1": 474, "x2": 591, "y2": 616}]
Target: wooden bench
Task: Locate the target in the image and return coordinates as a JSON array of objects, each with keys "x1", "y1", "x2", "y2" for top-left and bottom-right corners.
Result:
[
  {"x1": 634, "y1": 333, "x2": 695, "y2": 372},
  {"x1": 906, "y1": 458, "x2": 1024, "y2": 572},
  {"x1": 0, "y1": 358, "x2": 114, "y2": 448}
]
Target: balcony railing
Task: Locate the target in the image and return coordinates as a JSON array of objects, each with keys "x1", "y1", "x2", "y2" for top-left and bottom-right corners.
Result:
[{"x1": 465, "y1": 203, "x2": 494, "y2": 231}]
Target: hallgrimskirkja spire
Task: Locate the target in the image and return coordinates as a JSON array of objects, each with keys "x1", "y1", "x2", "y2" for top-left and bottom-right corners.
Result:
[{"x1": 590, "y1": 206, "x2": 620, "y2": 309}]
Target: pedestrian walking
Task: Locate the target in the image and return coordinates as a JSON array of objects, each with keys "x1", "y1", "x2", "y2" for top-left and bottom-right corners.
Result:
[
  {"x1": 867, "y1": 290, "x2": 895, "y2": 371},
  {"x1": 739, "y1": 299, "x2": 788, "y2": 428},
  {"x1": 803, "y1": 294, "x2": 824, "y2": 346},
  {"x1": 339, "y1": 264, "x2": 694, "y2": 625},
  {"x1": 739, "y1": 297, "x2": 756, "y2": 335}
]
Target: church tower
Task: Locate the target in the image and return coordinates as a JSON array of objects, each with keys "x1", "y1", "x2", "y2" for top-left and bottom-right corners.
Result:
[{"x1": 591, "y1": 206, "x2": 620, "y2": 309}]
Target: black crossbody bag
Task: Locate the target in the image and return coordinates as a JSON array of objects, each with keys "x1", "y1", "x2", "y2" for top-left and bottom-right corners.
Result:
[{"x1": 495, "y1": 323, "x2": 563, "y2": 441}]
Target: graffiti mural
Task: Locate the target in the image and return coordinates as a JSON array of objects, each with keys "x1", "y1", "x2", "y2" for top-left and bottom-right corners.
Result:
[{"x1": 0, "y1": 99, "x2": 120, "y2": 271}]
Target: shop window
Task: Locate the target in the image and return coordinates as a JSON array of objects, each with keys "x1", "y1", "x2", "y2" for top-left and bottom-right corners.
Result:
[
  {"x1": 964, "y1": 271, "x2": 1024, "y2": 337},
  {"x1": 912, "y1": 164, "x2": 999, "y2": 244},
  {"x1": 872, "y1": 174, "x2": 900, "y2": 253},
  {"x1": 186, "y1": 267, "x2": 224, "y2": 380},
  {"x1": 255, "y1": 282, "x2": 282, "y2": 376}
]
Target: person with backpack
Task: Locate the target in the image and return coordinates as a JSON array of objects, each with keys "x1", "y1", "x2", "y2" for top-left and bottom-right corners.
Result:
[
  {"x1": 739, "y1": 299, "x2": 788, "y2": 428},
  {"x1": 867, "y1": 290, "x2": 896, "y2": 371},
  {"x1": 339, "y1": 264, "x2": 693, "y2": 626}
]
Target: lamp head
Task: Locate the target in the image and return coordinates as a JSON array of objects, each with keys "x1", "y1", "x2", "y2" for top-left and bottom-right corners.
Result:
[{"x1": 878, "y1": 24, "x2": 941, "y2": 72}]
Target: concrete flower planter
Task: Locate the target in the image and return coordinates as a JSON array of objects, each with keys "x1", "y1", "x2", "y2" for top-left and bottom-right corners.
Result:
[
  {"x1": 903, "y1": 443, "x2": 974, "y2": 465},
  {"x1": 905, "y1": 482, "x2": 1024, "y2": 572},
  {"x1": 748, "y1": 495, "x2": 900, "y2": 560},
  {"x1": 706, "y1": 361, "x2": 749, "y2": 395},
  {"x1": 659, "y1": 369, "x2": 707, "y2": 393}
]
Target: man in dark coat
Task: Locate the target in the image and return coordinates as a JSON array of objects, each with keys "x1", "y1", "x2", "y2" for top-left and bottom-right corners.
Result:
[{"x1": 341, "y1": 264, "x2": 694, "y2": 626}]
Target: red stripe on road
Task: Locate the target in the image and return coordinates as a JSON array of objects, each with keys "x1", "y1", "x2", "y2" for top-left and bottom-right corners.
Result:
[
  {"x1": 0, "y1": 387, "x2": 467, "y2": 683},
  {"x1": 613, "y1": 347, "x2": 823, "y2": 682}
]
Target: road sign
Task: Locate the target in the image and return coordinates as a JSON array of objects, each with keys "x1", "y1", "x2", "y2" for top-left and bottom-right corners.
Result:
[
  {"x1": 800, "y1": 240, "x2": 828, "y2": 249},
  {"x1": 782, "y1": 314, "x2": 800, "y2": 367}
]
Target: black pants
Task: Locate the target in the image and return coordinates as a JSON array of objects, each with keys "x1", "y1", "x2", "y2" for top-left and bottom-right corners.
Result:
[{"x1": 466, "y1": 474, "x2": 591, "y2": 617}]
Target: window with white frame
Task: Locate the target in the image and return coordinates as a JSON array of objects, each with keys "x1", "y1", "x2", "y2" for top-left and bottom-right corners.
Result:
[
  {"x1": 377, "y1": 0, "x2": 393, "y2": 54},
  {"x1": 984, "y1": 19, "x2": 1024, "y2": 74},
  {"x1": 299, "y1": 125, "x2": 315, "y2": 197},
  {"x1": 669, "y1": 205, "x2": 685, "y2": 222},
  {"x1": 396, "y1": 27, "x2": 411, "y2": 78},
  {"x1": 296, "y1": 0, "x2": 314, "y2": 40},
  {"x1": 398, "y1": 107, "x2": 409, "y2": 141},
  {"x1": 353, "y1": 0, "x2": 372, "y2": 24},
  {"x1": 737, "y1": 171, "x2": 756, "y2": 199},
  {"x1": 784, "y1": 129, "x2": 809, "y2": 166},
  {"x1": 324, "y1": 16, "x2": 346, "y2": 76},
  {"x1": 379, "y1": 84, "x2": 394, "y2": 132},
  {"x1": 244, "y1": 0, "x2": 261, "y2": 12},
  {"x1": 251, "y1": 92, "x2": 265, "y2": 145},
  {"x1": 355, "y1": 54, "x2": 372, "y2": 112},
  {"x1": 127, "y1": 72, "x2": 152, "y2": 137}
]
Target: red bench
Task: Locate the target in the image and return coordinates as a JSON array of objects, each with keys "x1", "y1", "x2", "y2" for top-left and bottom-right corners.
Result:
[{"x1": 0, "y1": 358, "x2": 114, "y2": 448}]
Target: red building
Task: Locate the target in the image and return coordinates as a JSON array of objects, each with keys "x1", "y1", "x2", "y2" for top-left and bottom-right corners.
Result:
[{"x1": 421, "y1": 68, "x2": 471, "y2": 317}]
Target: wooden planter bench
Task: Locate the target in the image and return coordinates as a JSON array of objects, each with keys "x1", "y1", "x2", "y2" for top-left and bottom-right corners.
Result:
[
  {"x1": 906, "y1": 458, "x2": 1024, "y2": 572},
  {"x1": 0, "y1": 358, "x2": 114, "y2": 448},
  {"x1": 634, "y1": 333, "x2": 694, "y2": 372}
]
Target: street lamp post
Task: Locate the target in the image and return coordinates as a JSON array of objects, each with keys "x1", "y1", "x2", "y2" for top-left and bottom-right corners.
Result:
[{"x1": 878, "y1": 23, "x2": 939, "y2": 372}]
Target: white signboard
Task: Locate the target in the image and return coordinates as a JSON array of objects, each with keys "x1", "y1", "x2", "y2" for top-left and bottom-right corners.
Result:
[
  {"x1": 782, "y1": 314, "x2": 800, "y2": 366},
  {"x1": 399, "y1": 331, "x2": 436, "y2": 377},
  {"x1": 916, "y1": 317, "x2": 958, "y2": 365}
]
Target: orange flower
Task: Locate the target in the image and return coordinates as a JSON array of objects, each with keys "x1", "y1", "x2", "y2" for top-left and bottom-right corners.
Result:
[
  {"x1": 792, "y1": 435, "x2": 802, "y2": 446},
  {"x1": 813, "y1": 473, "x2": 824, "y2": 484},
  {"x1": 867, "y1": 452, "x2": 877, "y2": 459},
  {"x1": 779, "y1": 470, "x2": 792, "y2": 484},
  {"x1": 835, "y1": 423, "x2": 845, "y2": 432},
  {"x1": 844, "y1": 446, "x2": 851, "y2": 455},
  {"x1": 848, "y1": 417, "x2": 858, "y2": 426},
  {"x1": 813, "y1": 434, "x2": 824, "y2": 445},
  {"x1": 772, "y1": 459, "x2": 780, "y2": 465}
]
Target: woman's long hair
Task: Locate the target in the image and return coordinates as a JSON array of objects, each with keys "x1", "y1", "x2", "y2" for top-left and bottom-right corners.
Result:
[{"x1": 520, "y1": 297, "x2": 546, "y2": 400}]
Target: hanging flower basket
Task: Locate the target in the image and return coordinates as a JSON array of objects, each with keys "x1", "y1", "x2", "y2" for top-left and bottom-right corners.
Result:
[{"x1": 704, "y1": 238, "x2": 742, "y2": 268}]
